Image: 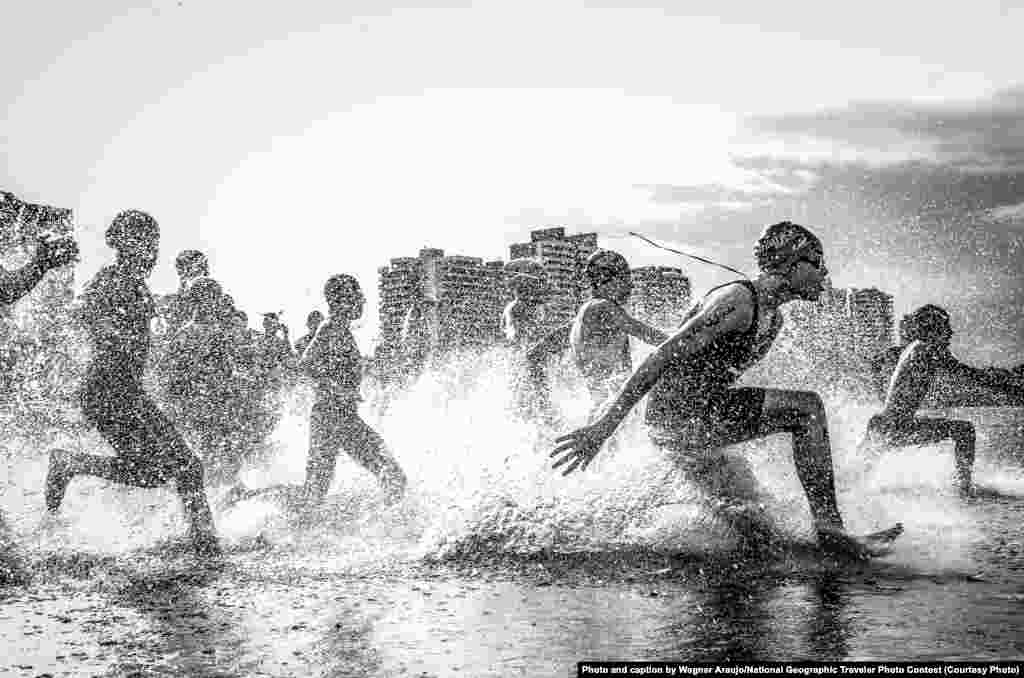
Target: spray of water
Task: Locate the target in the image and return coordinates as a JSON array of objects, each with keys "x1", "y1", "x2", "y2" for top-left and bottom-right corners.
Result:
[{"x1": 2, "y1": 341, "x2": 1020, "y2": 579}]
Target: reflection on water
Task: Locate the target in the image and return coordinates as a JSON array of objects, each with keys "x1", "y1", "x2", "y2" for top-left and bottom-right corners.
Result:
[
  {"x1": 2, "y1": 547, "x2": 1024, "y2": 676},
  {"x1": 1, "y1": 372, "x2": 1023, "y2": 674}
]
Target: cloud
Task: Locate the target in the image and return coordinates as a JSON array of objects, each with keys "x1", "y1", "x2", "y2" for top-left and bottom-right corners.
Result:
[
  {"x1": 980, "y1": 201, "x2": 1024, "y2": 226},
  {"x1": 638, "y1": 171, "x2": 814, "y2": 205},
  {"x1": 740, "y1": 85, "x2": 1024, "y2": 172},
  {"x1": 628, "y1": 88, "x2": 1024, "y2": 363}
]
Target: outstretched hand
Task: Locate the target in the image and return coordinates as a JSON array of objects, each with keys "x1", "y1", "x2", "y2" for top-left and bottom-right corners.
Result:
[
  {"x1": 550, "y1": 420, "x2": 613, "y2": 476},
  {"x1": 36, "y1": 233, "x2": 79, "y2": 271}
]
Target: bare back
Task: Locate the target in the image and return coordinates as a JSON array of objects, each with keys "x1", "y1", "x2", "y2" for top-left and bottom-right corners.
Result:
[
  {"x1": 569, "y1": 298, "x2": 631, "y2": 390},
  {"x1": 302, "y1": 318, "x2": 362, "y2": 403},
  {"x1": 876, "y1": 340, "x2": 948, "y2": 422}
]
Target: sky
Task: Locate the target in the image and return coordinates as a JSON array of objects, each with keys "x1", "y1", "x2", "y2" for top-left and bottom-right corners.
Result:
[{"x1": 3, "y1": 1, "x2": 1022, "y2": 364}]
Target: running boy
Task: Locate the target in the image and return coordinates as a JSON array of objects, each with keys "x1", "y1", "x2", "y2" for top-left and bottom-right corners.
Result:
[
  {"x1": 227, "y1": 275, "x2": 407, "y2": 510},
  {"x1": 43, "y1": 210, "x2": 220, "y2": 556},
  {"x1": 301, "y1": 275, "x2": 407, "y2": 506},
  {"x1": 551, "y1": 222, "x2": 899, "y2": 557},
  {"x1": 863, "y1": 304, "x2": 1024, "y2": 495},
  {"x1": 528, "y1": 249, "x2": 667, "y2": 418}
]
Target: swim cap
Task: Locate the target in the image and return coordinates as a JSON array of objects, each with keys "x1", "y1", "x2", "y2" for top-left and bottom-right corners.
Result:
[
  {"x1": 187, "y1": 276, "x2": 223, "y2": 308},
  {"x1": 753, "y1": 221, "x2": 822, "y2": 272},
  {"x1": 323, "y1": 274, "x2": 361, "y2": 304},
  {"x1": 105, "y1": 210, "x2": 159, "y2": 251},
  {"x1": 175, "y1": 249, "x2": 209, "y2": 276},
  {"x1": 900, "y1": 304, "x2": 951, "y2": 343},
  {"x1": 505, "y1": 258, "x2": 548, "y2": 297},
  {"x1": 505, "y1": 258, "x2": 546, "y2": 281},
  {"x1": 584, "y1": 249, "x2": 630, "y2": 287}
]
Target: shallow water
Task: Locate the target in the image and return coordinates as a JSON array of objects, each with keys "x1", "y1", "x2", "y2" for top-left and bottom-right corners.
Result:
[{"x1": 2, "y1": 361, "x2": 1023, "y2": 675}]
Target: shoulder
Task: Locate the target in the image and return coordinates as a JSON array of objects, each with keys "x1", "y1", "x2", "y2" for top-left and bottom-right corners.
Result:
[
  {"x1": 699, "y1": 282, "x2": 756, "y2": 327},
  {"x1": 318, "y1": 320, "x2": 352, "y2": 343},
  {"x1": 580, "y1": 297, "x2": 620, "y2": 319},
  {"x1": 708, "y1": 280, "x2": 756, "y2": 306},
  {"x1": 84, "y1": 266, "x2": 118, "y2": 293},
  {"x1": 900, "y1": 340, "x2": 948, "y2": 365},
  {"x1": 871, "y1": 345, "x2": 903, "y2": 368},
  {"x1": 506, "y1": 299, "x2": 532, "y2": 321},
  {"x1": 83, "y1": 266, "x2": 134, "y2": 307}
]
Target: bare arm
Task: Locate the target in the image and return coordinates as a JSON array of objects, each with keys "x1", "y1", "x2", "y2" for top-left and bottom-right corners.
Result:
[
  {"x1": 0, "y1": 234, "x2": 78, "y2": 305},
  {"x1": 299, "y1": 324, "x2": 331, "y2": 378},
  {"x1": 880, "y1": 341, "x2": 943, "y2": 417},
  {"x1": 0, "y1": 260, "x2": 48, "y2": 305},
  {"x1": 599, "y1": 295, "x2": 748, "y2": 430},
  {"x1": 72, "y1": 275, "x2": 122, "y2": 344},
  {"x1": 550, "y1": 285, "x2": 755, "y2": 475},
  {"x1": 943, "y1": 354, "x2": 1024, "y2": 401},
  {"x1": 609, "y1": 306, "x2": 668, "y2": 347}
]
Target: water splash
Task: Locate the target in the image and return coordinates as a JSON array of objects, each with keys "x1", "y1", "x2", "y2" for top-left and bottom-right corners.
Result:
[{"x1": 2, "y1": 347, "x2": 1021, "y2": 580}]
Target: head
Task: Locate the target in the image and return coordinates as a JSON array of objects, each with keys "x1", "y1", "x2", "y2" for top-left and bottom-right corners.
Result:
[
  {"x1": 262, "y1": 312, "x2": 282, "y2": 333},
  {"x1": 900, "y1": 304, "x2": 952, "y2": 345},
  {"x1": 585, "y1": 249, "x2": 632, "y2": 304},
  {"x1": 234, "y1": 310, "x2": 249, "y2": 329},
  {"x1": 106, "y1": 210, "x2": 160, "y2": 276},
  {"x1": 213, "y1": 294, "x2": 235, "y2": 324},
  {"x1": 175, "y1": 249, "x2": 209, "y2": 281},
  {"x1": 506, "y1": 258, "x2": 548, "y2": 304},
  {"x1": 754, "y1": 221, "x2": 828, "y2": 300},
  {"x1": 188, "y1": 277, "x2": 223, "y2": 320},
  {"x1": 323, "y1": 274, "x2": 364, "y2": 319},
  {"x1": 306, "y1": 310, "x2": 324, "y2": 332}
]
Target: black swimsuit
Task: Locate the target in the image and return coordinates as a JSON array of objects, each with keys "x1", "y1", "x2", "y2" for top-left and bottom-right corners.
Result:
[{"x1": 646, "y1": 280, "x2": 779, "y2": 450}]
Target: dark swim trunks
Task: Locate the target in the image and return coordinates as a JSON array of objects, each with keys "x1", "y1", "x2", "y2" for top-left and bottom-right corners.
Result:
[
  {"x1": 645, "y1": 281, "x2": 775, "y2": 453},
  {"x1": 648, "y1": 387, "x2": 766, "y2": 453},
  {"x1": 80, "y1": 377, "x2": 194, "y2": 487},
  {"x1": 308, "y1": 398, "x2": 387, "y2": 467}
]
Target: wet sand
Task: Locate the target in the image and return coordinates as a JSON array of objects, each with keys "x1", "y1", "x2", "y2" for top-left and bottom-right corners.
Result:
[
  {"x1": 2, "y1": 406, "x2": 1023, "y2": 675},
  {"x1": 3, "y1": 529, "x2": 1024, "y2": 678}
]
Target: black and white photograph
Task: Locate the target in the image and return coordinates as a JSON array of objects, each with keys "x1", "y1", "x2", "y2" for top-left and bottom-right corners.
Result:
[{"x1": 1, "y1": 1, "x2": 1023, "y2": 675}]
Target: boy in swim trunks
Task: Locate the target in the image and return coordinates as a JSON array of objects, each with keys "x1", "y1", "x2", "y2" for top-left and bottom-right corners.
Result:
[
  {"x1": 527, "y1": 249, "x2": 667, "y2": 420},
  {"x1": 502, "y1": 259, "x2": 553, "y2": 419},
  {"x1": 43, "y1": 210, "x2": 219, "y2": 557},
  {"x1": 163, "y1": 277, "x2": 249, "y2": 485},
  {"x1": 502, "y1": 258, "x2": 550, "y2": 350},
  {"x1": 227, "y1": 275, "x2": 407, "y2": 511},
  {"x1": 551, "y1": 222, "x2": 890, "y2": 557},
  {"x1": 294, "y1": 310, "x2": 324, "y2": 359},
  {"x1": 302, "y1": 275, "x2": 407, "y2": 506},
  {"x1": 163, "y1": 249, "x2": 211, "y2": 336},
  {"x1": 0, "y1": 229, "x2": 79, "y2": 582},
  {"x1": 863, "y1": 304, "x2": 1024, "y2": 495}
]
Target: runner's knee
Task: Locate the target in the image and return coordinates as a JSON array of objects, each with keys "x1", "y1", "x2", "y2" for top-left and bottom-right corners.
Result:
[
  {"x1": 176, "y1": 452, "x2": 206, "y2": 491},
  {"x1": 783, "y1": 391, "x2": 826, "y2": 431},
  {"x1": 802, "y1": 391, "x2": 826, "y2": 417},
  {"x1": 948, "y1": 420, "x2": 975, "y2": 444}
]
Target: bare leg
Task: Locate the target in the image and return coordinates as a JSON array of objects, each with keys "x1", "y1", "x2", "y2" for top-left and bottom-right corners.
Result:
[
  {"x1": 759, "y1": 390, "x2": 844, "y2": 532},
  {"x1": 302, "y1": 437, "x2": 338, "y2": 507},
  {"x1": 303, "y1": 399, "x2": 406, "y2": 507},
  {"x1": 867, "y1": 416, "x2": 976, "y2": 495},
  {"x1": 174, "y1": 454, "x2": 218, "y2": 552},
  {"x1": 698, "y1": 389, "x2": 844, "y2": 534},
  {"x1": 950, "y1": 421, "x2": 976, "y2": 494},
  {"x1": 340, "y1": 414, "x2": 407, "y2": 504},
  {"x1": 46, "y1": 394, "x2": 219, "y2": 556}
]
